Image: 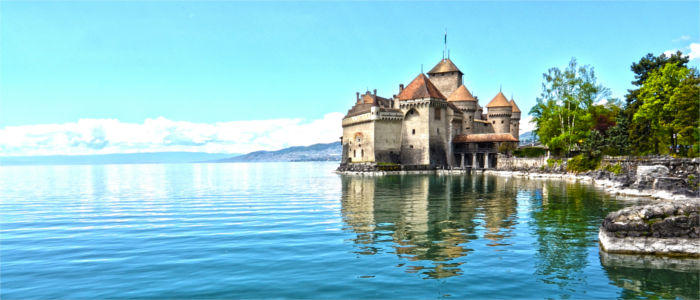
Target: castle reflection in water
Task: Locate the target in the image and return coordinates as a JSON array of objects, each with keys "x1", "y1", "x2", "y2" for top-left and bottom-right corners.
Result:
[{"x1": 340, "y1": 174, "x2": 536, "y2": 279}]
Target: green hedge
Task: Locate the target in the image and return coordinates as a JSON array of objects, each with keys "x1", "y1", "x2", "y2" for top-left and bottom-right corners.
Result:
[
  {"x1": 514, "y1": 147, "x2": 547, "y2": 158},
  {"x1": 567, "y1": 154, "x2": 601, "y2": 172}
]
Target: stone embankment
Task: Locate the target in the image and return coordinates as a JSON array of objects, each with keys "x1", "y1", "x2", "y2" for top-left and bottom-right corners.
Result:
[
  {"x1": 598, "y1": 201, "x2": 700, "y2": 257},
  {"x1": 494, "y1": 155, "x2": 700, "y2": 200}
]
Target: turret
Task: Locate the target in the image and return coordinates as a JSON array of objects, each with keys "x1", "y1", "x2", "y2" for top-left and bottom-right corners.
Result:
[
  {"x1": 486, "y1": 92, "x2": 512, "y2": 134},
  {"x1": 427, "y1": 58, "x2": 463, "y2": 97},
  {"x1": 509, "y1": 98, "x2": 521, "y2": 140},
  {"x1": 447, "y1": 85, "x2": 477, "y2": 133}
]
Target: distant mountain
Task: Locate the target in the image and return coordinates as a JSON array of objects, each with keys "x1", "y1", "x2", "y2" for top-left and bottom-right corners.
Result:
[
  {"x1": 519, "y1": 131, "x2": 540, "y2": 146},
  {"x1": 0, "y1": 152, "x2": 238, "y2": 166},
  {"x1": 215, "y1": 142, "x2": 341, "y2": 163}
]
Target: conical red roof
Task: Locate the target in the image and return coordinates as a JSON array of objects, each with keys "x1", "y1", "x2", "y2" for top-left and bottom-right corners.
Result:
[
  {"x1": 486, "y1": 92, "x2": 511, "y2": 108},
  {"x1": 447, "y1": 85, "x2": 476, "y2": 102},
  {"x1": 427, "y1": 58, "x2": 463, "y2": 75},
  {"x1": 509, "y1": 99, "x2": 521, "y2": 113},
  {"x1": 397, "y1": 73, "x2": 446, "y2": 100}
]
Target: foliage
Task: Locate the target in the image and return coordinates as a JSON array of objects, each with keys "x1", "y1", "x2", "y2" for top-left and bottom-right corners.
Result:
[
  {"x1": 498, "y1": 142, "x2": 517, "y2": 154},
  {"x1": 566, "y1": 154, "x2": 600, "y2": 173},
  {"x1": 603, "y1": 163, "x2": 622, "y2": 175},
  {"x1": 580, "y1": 129, "x2": 605, "y2": 158},
  {"x1": 529, "y1": 58, "x2": 612, "y2": 156},
  {"x1": 546, "y1": 158, "x2": 562, "y2": 168},
  {"x1": 603, "y1": 115, "x2": 630, "y2": 156},
  {"x1": 633, "y1": 63, "x2": 699, "y2": 156},
  {"x1": 625, "y1": 51, "x2": 691, "y2": 155},
  {"x1": 514, "y1": 147, "x2": 547, "y2": 158}
]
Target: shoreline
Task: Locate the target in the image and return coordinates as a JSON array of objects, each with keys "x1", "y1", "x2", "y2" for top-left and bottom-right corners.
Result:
[
  {"x1": 335, "y1": 168, "x2": 699, "y2": 202},
  {"x1": 483, "y1": 169, "x2": 699, "y2": 202}
]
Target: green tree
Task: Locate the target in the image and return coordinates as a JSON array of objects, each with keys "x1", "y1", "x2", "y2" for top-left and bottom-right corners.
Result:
[
  {"x1": 634, "y1": 63, "x2": 699, "y2": 156},
  {"x1": 529, "y1": 58, "x2": 611, "y2": 156},
  {"x1": 625, "y1": 51, "x2": 689, "y2": 154}
]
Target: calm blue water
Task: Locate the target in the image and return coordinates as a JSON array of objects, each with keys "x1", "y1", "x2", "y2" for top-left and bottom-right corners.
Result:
[{"x1": 1, "y1": 162, "x2": 698, "y2": 299}]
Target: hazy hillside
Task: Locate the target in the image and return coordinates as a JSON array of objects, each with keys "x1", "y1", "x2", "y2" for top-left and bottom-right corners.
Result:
[
  {"x1": 0, "y1": 152, "x2": 237, "y2": 166},
  {"x1": 215, "y1": 142, "x2": 341, "y2": 162},
  {"x1": 519, "y1": 131, "x2": 540, "y2": 146}
]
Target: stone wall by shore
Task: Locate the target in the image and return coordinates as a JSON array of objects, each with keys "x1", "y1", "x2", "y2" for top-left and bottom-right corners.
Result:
[
  {"x1": 598, "y1": 201, "x2": 700, "y2": 257},
  {"x1": 495, "y1": 155, "x2": 699, "y2": 198}
]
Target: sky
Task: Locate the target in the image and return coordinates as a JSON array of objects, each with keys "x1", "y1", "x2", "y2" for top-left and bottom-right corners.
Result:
[{"x1": 1, "y1": 1, "x2": 698, "y2": 156}]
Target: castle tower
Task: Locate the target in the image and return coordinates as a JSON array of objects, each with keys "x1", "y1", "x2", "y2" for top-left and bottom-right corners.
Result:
[
  {"x1": 447, "y1": 85, "x2": 477, "y2": 134},
  {"x1": 396, "y1": 73, "x2": 449, "y2": 166},
  {"x1": 486, "y1": 92, "x2": 512, "y2": 134},
  {"x1": 509, "y1": 98, "x2": 521, "y2": 140},
  {"x1": 427, "y1": 58, "x2": 463, "y2": 97}
]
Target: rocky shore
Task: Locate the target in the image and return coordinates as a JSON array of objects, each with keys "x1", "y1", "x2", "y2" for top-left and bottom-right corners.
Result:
[
  {"x1": 488, "y1": 156, "x2": 699, "y2": 201},
  {"x1": 598, "y1": 201, "x2": 700, "y2": 257}
]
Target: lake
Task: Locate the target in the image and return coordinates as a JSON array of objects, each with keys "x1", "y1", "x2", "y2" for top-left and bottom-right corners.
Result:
[{"x1": 1, "y1": 162, "x2": 698, "y2": 299}]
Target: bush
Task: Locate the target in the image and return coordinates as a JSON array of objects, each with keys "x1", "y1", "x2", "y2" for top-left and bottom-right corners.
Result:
[
  {"x1": 603, "y1": 163, "x2": 622, "y2": 175},
  {"x1": 546, "y1": 158, "x2": 562, "y2": 168},
  {"x1": 567, "y1": 154, "x2": 601, "y2": 173},
  {"x1": 514, "y1": 147, "x2": 547, "y2": 157},
  {"x1": 498, "y1": 142, "x2": 517, "y2": 154}
]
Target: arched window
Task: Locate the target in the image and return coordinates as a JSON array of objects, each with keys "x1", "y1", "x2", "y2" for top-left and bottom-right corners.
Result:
[{"x1": 412, "y1": 129, "x2": 416, "y2": 135}]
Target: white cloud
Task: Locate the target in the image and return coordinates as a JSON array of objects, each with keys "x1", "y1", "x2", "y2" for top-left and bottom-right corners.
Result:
[
  {"x1": 663, "y1": 49, "x2": 679, "y2": 57},
  {"x1": 519, "y1": 115, "x2": 535, "y2": 135},
  {"x1": 673, "y1": 35, "x2": 691, "y2": 42},
  {"x1": 0, "y1": 113, "x2": 344, "y2": 156},
  {"x1": 688, "y1": 42, "x2": 700, "y2": 60},
  {"x1": 663, "y1": 42, "x2": 700, "y2": 61}
]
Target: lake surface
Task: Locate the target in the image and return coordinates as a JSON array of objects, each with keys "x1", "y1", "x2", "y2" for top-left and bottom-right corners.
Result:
[{"x1": 1, "y1": 162, "x2": 698, "y2": 299}]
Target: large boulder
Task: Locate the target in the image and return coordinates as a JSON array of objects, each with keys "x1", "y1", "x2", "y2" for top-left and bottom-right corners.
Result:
[
  {"x1": 634, "y1": 165, "x2": 670, "y2": 190},
  {"x1": 599, "y1": 201, "x2": 700, "y2": 257}
]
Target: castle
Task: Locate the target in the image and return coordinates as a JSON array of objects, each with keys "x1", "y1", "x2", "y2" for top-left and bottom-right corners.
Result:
[{"x1": 339, "y1": 56, "x2": 520, "y2": 170}]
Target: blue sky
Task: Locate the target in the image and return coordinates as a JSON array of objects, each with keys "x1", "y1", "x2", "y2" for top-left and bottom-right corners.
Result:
[{"x1": 1, "y1": 1, "x2": 698, "y2": 155}]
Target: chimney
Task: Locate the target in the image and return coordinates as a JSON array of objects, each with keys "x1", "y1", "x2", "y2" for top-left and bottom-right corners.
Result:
[
  {"x1": 373, "y1": 89, "x2": 377, "y2": 96},
  {"x1": 399, "y1": 84, "x2": 404, "y2": 92},
  {"x1": 356, "y1": 92, "x2": 360, "y2": 102}
]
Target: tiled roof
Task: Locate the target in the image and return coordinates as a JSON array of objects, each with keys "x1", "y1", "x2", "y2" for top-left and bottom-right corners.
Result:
[
  {"x1": 453, "y1": 133, "x2": 518, "y2": 143},
  {"x1": 427, "y1": 58, "x2": 463, "y2": 75},
  {"x1": 447, "y1": 85, "x2": 476, "y2": 102},
  {"x1": 486, "y1": 92, "x2": 511, "y2": 108},
  {"x1": 397, "y1": 73, "x2": 446, "y2": 100},
  {"x1": 509, "y1": 99, "x2": 521, "y2": 113}
]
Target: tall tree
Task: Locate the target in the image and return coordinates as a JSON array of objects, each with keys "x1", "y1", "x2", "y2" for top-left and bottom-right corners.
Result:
[
  {"x1": 626, "y1": 51, "x2": 690, "y2": 154},
  {"x1": 529, "y1": 58, "x2": 611, "y2": 156},
  {"x1": 634, "y1": 63, "x2": 699, "y2": 155}
]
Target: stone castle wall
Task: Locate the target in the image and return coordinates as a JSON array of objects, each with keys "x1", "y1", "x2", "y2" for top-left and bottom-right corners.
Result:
[
  {"x1": 428, "y1": 72, "x2": 461, "y2": 97},
  {"x1": 400, "y1": 106, "x2": 430, "y2": 165}
]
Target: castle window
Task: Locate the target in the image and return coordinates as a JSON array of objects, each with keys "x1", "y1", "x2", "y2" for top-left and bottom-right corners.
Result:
[
  {"x1": 354, "y1": 150, "x2": 356, "y2": 157},
  {"x1": 435, "y1": 108, "x2": 441, "y2": 120},
  {"x1": 501, "y1": 120, "x2": 504, "y2": 124},
  {"x1": 469, "y1": 116, "x2": 472, "y2": 121},
  {"x1": 410, "y1": 145, "x2": 414, "y2": 149},
  {"x1": 361, "y1": 150, "x2": 364, "y2": 157},
  {"x1": 437, "y1": 128, "x2": 440, "y2": 134},
  {"x1": 412, "y1": 129, "x2": 415, "y2": 135},
  {"x1": 492, "y1": 121, "x2": 495, "y2": 124}
]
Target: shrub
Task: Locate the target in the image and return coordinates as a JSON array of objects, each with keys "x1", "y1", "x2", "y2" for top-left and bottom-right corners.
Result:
[
  {"x1": 498, "y1": 143, "x2": 517, "y2": 154},
  {"x1": 567, "y1": 154, "x2": 601, "y2": 173},
  {"x1": 514, "y1": 147, "x2": 547, "y2": 157},
  {"x1": 603, "y1": 163, "x2": 622, "y2": 175}
]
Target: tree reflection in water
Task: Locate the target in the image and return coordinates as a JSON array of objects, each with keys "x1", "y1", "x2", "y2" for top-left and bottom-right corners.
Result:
[{"x1": 340, "y1": 174, "x2": 519, "y2": 279}]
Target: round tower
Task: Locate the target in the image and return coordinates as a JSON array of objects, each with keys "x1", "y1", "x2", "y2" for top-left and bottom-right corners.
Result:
[
  {"x1": 447, "y1": 85, "x2": 477, "y2": 133},
  {"x1": 486, "y1": 92, "x2": 512, "y2": 134},
  {"x1": 509, "y1": 98, "x2": 521, "y2": 140}
]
